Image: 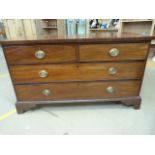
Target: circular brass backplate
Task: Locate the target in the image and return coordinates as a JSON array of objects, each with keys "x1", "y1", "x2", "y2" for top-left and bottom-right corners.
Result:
[
  {"x1": 109, "y1": 48, "x2": 120, "y2": 57},
  {"x1": 38, "y1": 70, "x2": 48, "y2": 78},
  {"x1": 35, "y1": 50, "x2": 45, "y2": 59}
]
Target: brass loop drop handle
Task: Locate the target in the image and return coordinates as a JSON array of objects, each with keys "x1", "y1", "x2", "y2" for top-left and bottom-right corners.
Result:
[
  {"x1": 108, "y1": 67, "x2": 117, "y2": 75},
  {"x1": 106, "y1": 86, "x2": 115, "y2": 93},
  {"x1": 42, "y1": 89, "x2": 51, "y2": 96},
  {"x1": 38, "y1": 70, "x2": 48, "y2": 78},
  {"x1": 109, "y1": 48, "x2": 120, "y2": 57},
  {"x1": 35, "y1": 50, "x2": 45, "y2": 59}
]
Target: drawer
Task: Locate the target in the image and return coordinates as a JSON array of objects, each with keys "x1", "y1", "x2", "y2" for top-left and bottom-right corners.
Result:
[
  {"x1": 15, "y1": 80, "x2": 141, "y2": 101},
  {"x1": 10, "y1": 62, "x2": 145, "y2": 84},
  {"x1": 4, "y1": 45, "x2": 76, "y2": 64},
  {"x1": 79, "y1": 43, "x2": 149, "y2": 61}
]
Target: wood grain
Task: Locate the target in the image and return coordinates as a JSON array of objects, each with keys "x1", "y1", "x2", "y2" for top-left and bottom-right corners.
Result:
[
  {"x1": 4, "y1": 45, "x2": 76, "y2": 64},
  {"x1": 10, "y1": 62, "x2": 145, "y2": 84},
  {"x1": 2, "y1": 36, "x2": 152, "y2": 113},
  {"x1": 79, "y1": 43, "x2": 149, "y2": 61},
  {"x1": 1, "y1": 36, "x2": 154, "y2": 46},
  {"x1": 15, "y1": 80, "x2": 141, "y2": 101}
]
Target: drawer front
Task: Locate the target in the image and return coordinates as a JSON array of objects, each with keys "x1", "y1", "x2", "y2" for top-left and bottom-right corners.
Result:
[
  {"x1": 4, "y1": 45, "x2": 76, "y2": 64},
  {"x1": 10, "y1": 62, "x2": 145, "y2": 84},
  {"x1": 15, "y1": 80, "x2": 141, "y2": 101},
  {"x1": 79, "y1": 43, "x2": 149, "y2": 61}
]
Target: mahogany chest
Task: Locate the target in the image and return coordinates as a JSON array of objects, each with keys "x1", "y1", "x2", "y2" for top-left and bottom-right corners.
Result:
[{"x1": 1, "y1": 36, "x2": 153, "y2": 113}]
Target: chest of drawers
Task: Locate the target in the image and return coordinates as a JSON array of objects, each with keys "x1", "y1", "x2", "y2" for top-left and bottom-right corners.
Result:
[{"x1": 1, "y1": 36, "x2": 153, "y2": 113}]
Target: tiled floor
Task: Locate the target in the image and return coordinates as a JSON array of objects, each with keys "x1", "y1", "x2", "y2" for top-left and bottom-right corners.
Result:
[{"x1": 0, "y1": 46, "x2": 155, "y2": 135}]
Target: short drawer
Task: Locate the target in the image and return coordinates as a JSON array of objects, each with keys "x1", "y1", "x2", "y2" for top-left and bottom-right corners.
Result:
[
  {"x1": 15, "y1": 80, "x2": 141, "y2": 101},
  {"x1": 10, "y1": 62, "x2": 145, "y2": 84},
  {"x1": 4, "y1": 45, "x2": 76, "y2": 64},
  {"x1": 79, "y1": 43, "x2": 149, "y2": 61}
]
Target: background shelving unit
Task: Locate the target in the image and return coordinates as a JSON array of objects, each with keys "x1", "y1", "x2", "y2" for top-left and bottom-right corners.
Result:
[
  {"x1": 2, "y1": 19, "x2": 66, "y2": 40},
  {"x1": 119, "y1": 19, "x2": 155, "y2": 36},
  {"x1": 41, "y1": 19, "x2": 58, "y2": 36},
  {"x1": 36, "y1": 19, "x2": 66, "y2": 38},
  {"x1": 151, "y1": 20, "x2": 155, "y2": 36},
  {"x1": 89, "y1": 19, "x2": 119, "y2": 36},
  {"x1": 2, "y1": 19, "x2": 155, "y2": 40},
  {"x1": 89, "y1": 28, "x2": 118, "y2": 37}
]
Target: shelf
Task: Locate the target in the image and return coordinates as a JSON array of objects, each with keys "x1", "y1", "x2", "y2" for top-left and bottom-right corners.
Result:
[
  {"x1": 43, "y1": 27, "x2": 57, "y2": 29},
  {"x1": 90, "y1": 28, "x2": 118, "y2": 31},
  {"x1": 42, "y1": 19, "x2": 57, "y2": 21},
  {"x1": 122, "y1": 19, "x2": 153, "y2": 23}
]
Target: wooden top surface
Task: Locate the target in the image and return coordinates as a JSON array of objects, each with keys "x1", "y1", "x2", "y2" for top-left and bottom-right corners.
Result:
[{"x1": 1, "y1": 33, "x2": 155, "y2": 45}]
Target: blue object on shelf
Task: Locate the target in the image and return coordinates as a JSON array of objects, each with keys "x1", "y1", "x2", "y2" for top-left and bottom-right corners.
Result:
[{"x1": 101, "y1": 24, "x2": 108, "y2": 29}]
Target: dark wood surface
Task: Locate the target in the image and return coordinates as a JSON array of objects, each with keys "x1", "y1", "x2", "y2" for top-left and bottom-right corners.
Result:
[
  {"x1": 1, "y1": 33, "x2": 155, "y2": 46},
  {"x1": 15, "y1": 96, "x2": 141, "y2": 113},
  {"x1": 1, "y1": 34, "x2": 152, "y2": 113},
  {"x1": 4, "y1": 45, "x2": 76, "y2": 64},
  {"x1": 79, "y1": 43, "x2": 149, "y2": 61},
  {"x1": 15, "y1": 80, "x2": 141, "y2": 101},
  {"x1": 121, "y1": 97, "x2": 141, "y2": 109},
  {"x1": 10, "y1": 62, "x2": 145, "y2": 84}
]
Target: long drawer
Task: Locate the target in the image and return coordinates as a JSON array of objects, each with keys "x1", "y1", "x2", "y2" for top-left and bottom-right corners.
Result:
[
  {"x1": 4, "y1": 45, "x2": 76, "y2": 64},
  {"x1": 79, "y1": 43, "x2": 149, "y2": 61},
  {"x1": 15, "y1": 80, "x2": 141, "y2": 101},
  {"x1": 10, "y1": 62, "x2": 145, "y2": 84}
]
